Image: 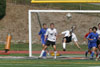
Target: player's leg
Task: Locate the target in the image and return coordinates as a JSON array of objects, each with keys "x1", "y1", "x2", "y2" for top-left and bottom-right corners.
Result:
[
  {"x1": 43, "y1": 39, "x2": 50, "y2": 56},
  {"x1": 39, "y1": 46, "x2": 47, "y2": 58},
  {"x1": 52, "y1": 43, "x2": 57, "y2": 59},
  {"x1": 95, "y1": 48, "x2": 99, "y2": 58},
  {"x1": 62, "y1": 38, "x2": 66, "y2": 51},
  {"x1": 46, "y1": 48, "x2": 50, "y2": 56},
  {"x1": 42, "y1": 44, "x2": 45, "y2": 48},
  {"x1": 98, "y1": 44, "x2": 100, "y2": 58},
  {"x1": 96, "y1": 41, "x2": 100, "y2": 60},
  {"x1": 85, "y1": 44, "x2": 91, "y2": 57},
  {"x1": 85, "y1": 49, "x2": 91, "y2": 58},
  {"x1": 41, "y1": 39, "x2": 45, "y2": 48},
  {"x1": 90, "y1": 46, "x2": 96, "y2": 59},
  {"x1": 39, "y1": 40, "x2": 49, "y2": 58},
  {"x1": 96, "y1": 40, "x2": 100, "y2": 58},
  {"x1": 39, "y1": 39, "x2": 46, "y2": 58}
]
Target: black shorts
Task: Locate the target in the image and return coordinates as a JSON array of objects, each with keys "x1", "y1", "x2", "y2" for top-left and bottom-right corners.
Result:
[
  {"x1": 97, "y1": 40, "x2": 100, "y2": 47},
  {"x1": 63, "y1": 36, "x2": 72, "y2": 43},
  {"x1": 46, "y1": 40, "x2": 56, "y2": 46}
]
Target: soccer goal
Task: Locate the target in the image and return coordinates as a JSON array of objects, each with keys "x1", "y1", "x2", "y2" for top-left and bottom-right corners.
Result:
[{"x1": 28, "y1": 10, "x2": 100, "y2": 57}]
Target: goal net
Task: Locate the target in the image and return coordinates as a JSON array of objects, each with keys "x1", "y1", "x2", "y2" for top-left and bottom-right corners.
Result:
[{"x1": 28, "y1": 10, "x2": 100, "y2": 57}]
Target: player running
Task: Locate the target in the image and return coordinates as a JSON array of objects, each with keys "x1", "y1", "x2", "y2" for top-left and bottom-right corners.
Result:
[
  {"x1": 39, "y1": 23, "x2": 58, "y2": 59},
  {"x1": 87, "y1": 26, "x2": 99, "y2": 59},
  {"x1": 84, "y1": 28, "x2": 92, "y2": 57},
  {"x1": 96, "y1": 23, "x2": 100, "y2": 58},
  {"x1": 60, "y1": 26, "x2": 81, "y2": 51}
]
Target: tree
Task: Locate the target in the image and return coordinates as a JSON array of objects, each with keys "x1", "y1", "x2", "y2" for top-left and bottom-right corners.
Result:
[{"x1": 0, "y1": 0, "x2": 6, "y2": 19}]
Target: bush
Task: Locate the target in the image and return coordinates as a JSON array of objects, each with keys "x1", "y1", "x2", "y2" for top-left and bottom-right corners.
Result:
[{"x1": 0, "y1": 0, "x2": 6, "y2": 19}]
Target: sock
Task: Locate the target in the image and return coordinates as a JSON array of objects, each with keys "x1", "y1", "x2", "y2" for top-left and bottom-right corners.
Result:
[
  {"x1": 63, "y1": 43, "x2": 66, "y2": 49},
  {"x1": 96, "y1": 52, "x2": 98, "y2": 58},
  {"x1": 54, "y1": 51, "x2": 57, "y2": 57},
  {"x1": 46, "y1": 48, "x2": 50, "y2": 55},
  {"x1": 85, "y1": 51, "x2": 88, "y2": 56},
  {"x1": 91, "y1": 51, "x2": 95, "y2": 58},
  {"x1": 39, "y1": 50, "x2": 45, "y2": 57},
  {"x1": 43, "y1": 51, "x2": 47, "y2": 57}
]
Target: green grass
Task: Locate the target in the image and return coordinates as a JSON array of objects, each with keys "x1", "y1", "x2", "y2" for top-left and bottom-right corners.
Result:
[
  {"x1": 0, "y1": 43, "x2": 99, "y2": 67},
  {"x1": 0, "y1": 58, "x2": 100, "y2": 67},
  {"x1": 33, "y1": 3, "x2": 100, "y2": 10},
  {"x1": 0, "y1": 43, "x2": 87, "y2": 51},
  {"x1": 47, "y1": 3, "x2": 100, "y2": 10},
  {"x1": 0, "y1": 43, "x2": 87, "y2": 56}
]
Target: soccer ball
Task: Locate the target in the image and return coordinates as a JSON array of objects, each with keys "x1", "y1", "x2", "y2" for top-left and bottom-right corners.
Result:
[{"x1": 66, "y1": 13, "x2": 72, "y2": 19}]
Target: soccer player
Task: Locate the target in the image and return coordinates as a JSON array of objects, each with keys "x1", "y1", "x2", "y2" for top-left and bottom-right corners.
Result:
[
  {"x1": 38, "y1": 23, "x2": 47, "y2": 48},
  {"x1": 87, "y1": 26, "x2": 99, "y2": 59},
  {"x1": 38, "y1": 23, "x2": 50, "y2": 57},
  {"x1": 96, "y1": 23, "x2": 100, "y2": 58},
  {"x1": 84, "y1": 28, "x2": 92, "y2": 57},
  {"x1": 60, "y1": 26, "x2": 81, "y2": 51},
  {"x1": 39, "y1": 23, "x2": 58, "y2": 59},
  {"x1": 84, "y1": 28, "x2": 93, "y2": 41}
]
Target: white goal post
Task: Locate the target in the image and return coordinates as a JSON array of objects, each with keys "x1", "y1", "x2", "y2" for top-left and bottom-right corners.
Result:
[{"x1": 28, "y1": 10, "x2": 100, "y2": 57}]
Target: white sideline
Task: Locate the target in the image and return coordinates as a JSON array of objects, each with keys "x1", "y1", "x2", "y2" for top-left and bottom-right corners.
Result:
[{"x1": 0, "y1": 64, "x2": 73, "y2": 66}]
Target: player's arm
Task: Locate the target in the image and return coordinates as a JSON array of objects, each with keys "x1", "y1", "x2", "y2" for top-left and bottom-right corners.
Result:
[
  {"x1": 38, "y1": 29, "x2": 42, "y2": 41},
  {"x1": 58, "y1": 31, "x2": 68, "y2": 38},
  {"x1": 44, "y1": 29, "x2": 49, "y2": 41},
  {"x1": 59, "y1": 31, "x2": 66, "y2": 36},
  {"x1": 83, "y1": 33, "x2": 88, "y2": 44},
  {"x1": 55, "y1": 29, "x2": 58, "y2": 40},
  {"x1": 87, "y1": 33, "x2": 93, "y2": 40},
  {"x1": 45, "y1": 35, "x2": 47, "y2": 42},
  {"x1": 84, "y1": 34, "x2": 87, "y2": 41},
  {"x1": 97, "y1": 34, "x2": 99, "y2": 40}
]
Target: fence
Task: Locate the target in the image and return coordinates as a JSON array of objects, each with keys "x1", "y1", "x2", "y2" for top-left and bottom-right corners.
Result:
[
  {"x1": 6, "y1": 0, "x2": 100, "y2": 10},
  {"x1": 7, "y1": 0, "x2": 31, "y2": 5}
]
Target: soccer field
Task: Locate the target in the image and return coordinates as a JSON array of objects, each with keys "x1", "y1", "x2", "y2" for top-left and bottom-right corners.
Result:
[
  {"x1": 0, "y1": 58, "x2": 100, "y2": 67},
  {"x1": 0, "y1": 44, "x2": 100, "y2": 67}
]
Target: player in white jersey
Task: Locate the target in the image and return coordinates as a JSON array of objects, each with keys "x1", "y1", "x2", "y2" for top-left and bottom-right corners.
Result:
[
  {"x1": 60, "y1": 26, "x2": 81, "y2": 51},
  {"x1": 96, "y1": 23, "x2": 100, "y2": 58},
  {"x1": 39, "y1": 23, "x2": 57, "y2": 59}
]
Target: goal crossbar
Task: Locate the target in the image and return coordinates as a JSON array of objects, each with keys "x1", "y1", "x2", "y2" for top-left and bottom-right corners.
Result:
[{"x1": 28, "y1": 10, "x2": 100, "y2": 57}]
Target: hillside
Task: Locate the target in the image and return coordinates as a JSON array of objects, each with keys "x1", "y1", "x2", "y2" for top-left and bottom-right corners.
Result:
[{"x1": 0, "y1": 2, "x2": 100, "y2": 44}]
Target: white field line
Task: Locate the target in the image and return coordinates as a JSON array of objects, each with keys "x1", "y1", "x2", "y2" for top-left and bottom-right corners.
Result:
[{"x1": 0, "y1": 64, "x2": 75, "y2": 67}]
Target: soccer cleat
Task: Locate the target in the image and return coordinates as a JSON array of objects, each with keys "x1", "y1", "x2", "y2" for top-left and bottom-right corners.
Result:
[
  {"x1": 42, "y1": 57, "x2": 47, "y2": 59},
  {"x1": 38, "y1": 56, "x2": 42, "y2": 59},
  {"x1": 96, "y1": 56, "x2": 99, "y2": 61},
  {"x1": 63, "y1": 49, "x2": 66, "y2": 51}
]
